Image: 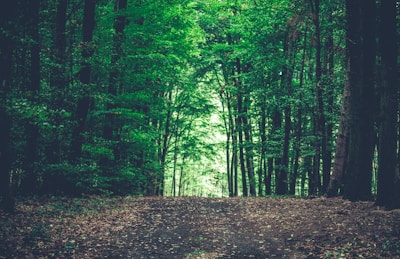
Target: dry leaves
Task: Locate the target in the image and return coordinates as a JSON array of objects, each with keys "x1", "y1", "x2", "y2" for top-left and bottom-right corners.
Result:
[{"x1": 1, "y1": 196, "x2": 399, "y2": 258}]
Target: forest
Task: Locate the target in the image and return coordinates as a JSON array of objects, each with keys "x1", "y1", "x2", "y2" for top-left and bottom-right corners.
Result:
[{"x1": 1, "y1": 0, "x2": 400, "y2": 212}]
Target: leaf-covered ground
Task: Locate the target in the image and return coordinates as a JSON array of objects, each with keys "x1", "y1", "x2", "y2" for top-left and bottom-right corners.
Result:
[{"x1": 1, "y1": 196, "x2": 399, "y2": 258}]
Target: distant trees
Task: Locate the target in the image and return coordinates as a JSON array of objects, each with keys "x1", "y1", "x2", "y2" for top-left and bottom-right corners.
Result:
[{"x1": 0, "y1": 0, "x2": 399, "y2": 210}]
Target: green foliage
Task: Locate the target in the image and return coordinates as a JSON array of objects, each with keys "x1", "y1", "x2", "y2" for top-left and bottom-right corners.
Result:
[{"x1": 4, "y1": 0, "x2": 347, "y2": 198}]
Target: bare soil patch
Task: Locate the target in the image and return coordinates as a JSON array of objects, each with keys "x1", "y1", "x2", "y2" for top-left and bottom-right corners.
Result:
[{"x1": 1, "y1": 196, "x2": 399, "y2": 258}]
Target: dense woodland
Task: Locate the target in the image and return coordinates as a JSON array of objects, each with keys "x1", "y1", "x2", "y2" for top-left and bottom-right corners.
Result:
[{"x1": 0, "y1": 0, "x2": 399, "y2": 212}]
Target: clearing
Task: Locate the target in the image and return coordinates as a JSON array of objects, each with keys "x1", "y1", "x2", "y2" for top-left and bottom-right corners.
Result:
[{"x1": 1, "y1": 196, "x2": 399, "y2": 258}]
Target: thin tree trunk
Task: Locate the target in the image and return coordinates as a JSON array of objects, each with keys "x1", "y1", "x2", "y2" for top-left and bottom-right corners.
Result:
[
  {"x1": 158, "y1": 90, "x2": 173, "y2": 196},
  {"x1": 70, "y1": 0, "x2": 96, "y2": 162},
  {"x1": 272, "y1": 106, "x2": 282, "y2": 194},
  {"x1": 310, "y1": 0, "x2": 325, "y2": 195},
  {"x1": 276, "y1": 33, "x2": 294, "y2": 195},
  {"x1": 259, "y1": 93, "x2": 267, "y2": 196},
  {"x1": 266, "y1": 158, "x2": 273, "y2": 195},
  {"x1": 172, "y1": 113, "x2": 180, "y2": 197},
  {"x1": 216, "y1": 71, "x2": 233, "y2": 197},
  {"x1": 322, "y1": 5, "x2": 334, "y2": 194},
  {"x1": 227, "y1": 92, "x2": 238, "y2": 196},
  {"x1": 233, "y1": 57, "x2": 248, "y2": 197},
  {"x1": 178, "y1": 156, "x2": 186, "y2": 196},
  {"x1": 243, "y1": 93, "x2": 256, "y2": 196},
  {"x1": 290, "y1": 31, "x2": 307, "y2": 195},
  {"x1": 326, "y1": 62, "x2": 350, "y2": 197}
]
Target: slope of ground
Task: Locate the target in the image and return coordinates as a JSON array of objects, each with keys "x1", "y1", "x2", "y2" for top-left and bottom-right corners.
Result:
[{"x1": 1, "y1": 196, "x2": 399, "y2": 258}]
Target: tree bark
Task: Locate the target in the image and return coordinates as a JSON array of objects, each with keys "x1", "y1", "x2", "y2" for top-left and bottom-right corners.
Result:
[
  {"x1": 375, "y1": 0, "x2": 399, "y2": 209},
  {"x1": 48, "y1": 0, "x2": 68, "y2": 164},
  {"x1": 21, "y1": 0, "x2": 41, "y2": 195},
  {"x1": 290, "y1": 31, "x2": 307, "y2": 195},
  {"x1": 343, "y1": 0, "x2": 376, "y2": 201},
  {"x1": 103, "y1": 0, "x2": 127, "y2": 141},
  {"x1": 326, "y1": 63, "x2": 350, "y2": 197},
  {"x1": 70, "y1": 0, "x2": 96, "y2": 162},
  {"x1": 243, "y1": 94, "x2": 256, "y2": 196},
  {"x1": 321, "y1": 4, "x2": 334, "y2": 194},
  {"x1": 310, "y1": 0, "x2": 326, "y2": 195},
  {"x1": 0, "y1": 0, "x2": 16, "y2": 213}
]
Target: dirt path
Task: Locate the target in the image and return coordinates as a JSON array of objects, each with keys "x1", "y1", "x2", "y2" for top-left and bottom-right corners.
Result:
[{"x1": 1, "y1": 196, "x2": 399, "y2": 258}]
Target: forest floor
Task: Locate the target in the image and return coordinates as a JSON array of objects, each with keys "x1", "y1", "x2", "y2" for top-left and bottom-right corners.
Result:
[{"x1": 1, "y1": 196, "x2": 400, "y2": 259}]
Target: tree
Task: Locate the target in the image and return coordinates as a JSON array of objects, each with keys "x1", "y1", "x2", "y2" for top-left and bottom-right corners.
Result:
[
  {"x1": 326, "y1": 67, "x2": 350, "y2": 197},
  {"x1": 20, "y1": 0, "x2": 41, "y2": 194},
  {"x1": 343, "y1": 0, "x2": 376, "y2": 201},
  {"x1": 102, "y1": 0, "x2": 128, "y2": 170},
  {"x1": 375, "y1": 0, "x2": 399, "y2": 209},
  {"x1": 0, "y1": 0, "x2": 17, "y2": 212},
  {"x1": 70, "y1": 0, "x2": 96, "y2": 162},
  {"x1": 47, "y1": 0, "x2": 68, "y2": 164}
]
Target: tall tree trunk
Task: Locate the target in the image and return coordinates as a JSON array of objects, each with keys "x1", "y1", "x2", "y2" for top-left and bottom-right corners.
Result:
[
  {"x1": 237, "y1": 105, "x2": 247, "y2": 196},
  {"x1": 217, "y1": 73, "x2": 233, "y2": 197},
  {"x1": 321, "y1": 5, "x2": 334, "y2": 194},
  {"x1": 0, "y1": 0, "x2": 16, "y2": 212},
  {"x1": 290, "y1": 31, "x2": 307, "y2": 195},
  {"x1": 172, "y1": 112, "x2": 181, "y2": 197},
  {"x1": 226, "y1": 91, "x2": 238, "y2": 196},
  {"x1": 231, "y1": 118, "x2": 239, "y2": 196},
  {"x1": 344, "y1": 0, "x2": 376, "y2": 201},
  {"x1": 326, "y1": 63, "x2": 350, "y2": 197},
  {"x1": 272, "y1": 107, "x2": 282, "y2": 194},
  {"x1": 375, "y1": 0, "x2": 399, "y2": 209},
  {"x1": 102, "y1": 0, "x2": 127, "y2": 170},
  {"x1": 234, "y1": 58, "x2": 248, "y2": 197},
  {"x1": 70, "y1": 0, "x2": 96, "y2": 162},
  {"x1": 48, "y1": 0, "x2": 68, "y2": 164},
  {"x1": 243, "y1": 94, "x2": 256, "y2": 196},
  {"x1": 310, "y1": 0, "x2": 326, "y2": 195},
  {"x1": 158, "y1": 90, "x2": 173, "y2": 196},
  {"x1": 21, "y1": 0, "x2": 41, "y2": 194},
  {"x1": 276, "y1": 33, "x2": 294, "y2": 195},
  {"x1": 259, "y1": 93, "x2": 267, "y2": 196},
  {"x1": 103, "y1": 0, "x2": 127, "y2": 140}
]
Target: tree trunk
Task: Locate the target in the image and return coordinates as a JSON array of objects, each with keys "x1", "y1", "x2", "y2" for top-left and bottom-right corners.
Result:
[
  {"x1": 343, "y1": 0, "x2": 376, "y2": 201},
  {"x1": 21, "y1": 0, "x2": 41, "y2": 194},
  {"x1": 233, "y1": 57, "x2": 249, "y2": 197},
  {"x1": 272, "y1": 107, "x2": 282, "y2": 194},
  {"x1": 0, "y1": 0, "x2": 16, "y2": 213},
  {"x1": 48, "y1": 0, "x2": 68, "y2": 164},
  {"x1": 217, "y1": 74, "x2": 233, "y2": 197},
  {"x1": 290, "y1": 31, "x2": 307, "y2": 195},
  {"x1": 276, "y1": 33, "x2": 295, "y2": 195},
  {"x1": 375, "y1": 0, "x2": 399, "y2": 209},
  {"x1": 70, "y1": 0, "x2": 96, "y2": 162},
  {"x1": 237, "y1": 106, "x2": 247, "y2": 196},
  {"x1": 326, "y1": 63, "x2": 350, "y2": 197},
  {"x1": 103, "y1": 0, "x2": 127, "y2": 141},
  {"x1": 310, "y1": 0, "x2": 326, "y2": 195},
  {"x1": 259, "y1": 93, "x2": 267, "y2": 196},
  {"x1": 243, "y1": 95, "x2": 256, "y2": 196},
  {"x1": 321, "y1": 5, "x2": 334, "y2": 194},
  {"x1": 158, "y1": 90, "x2": 173, "y2": 196},
  {"x1": 266, "y1": 158, "x2": 273, "y2": 195}
]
